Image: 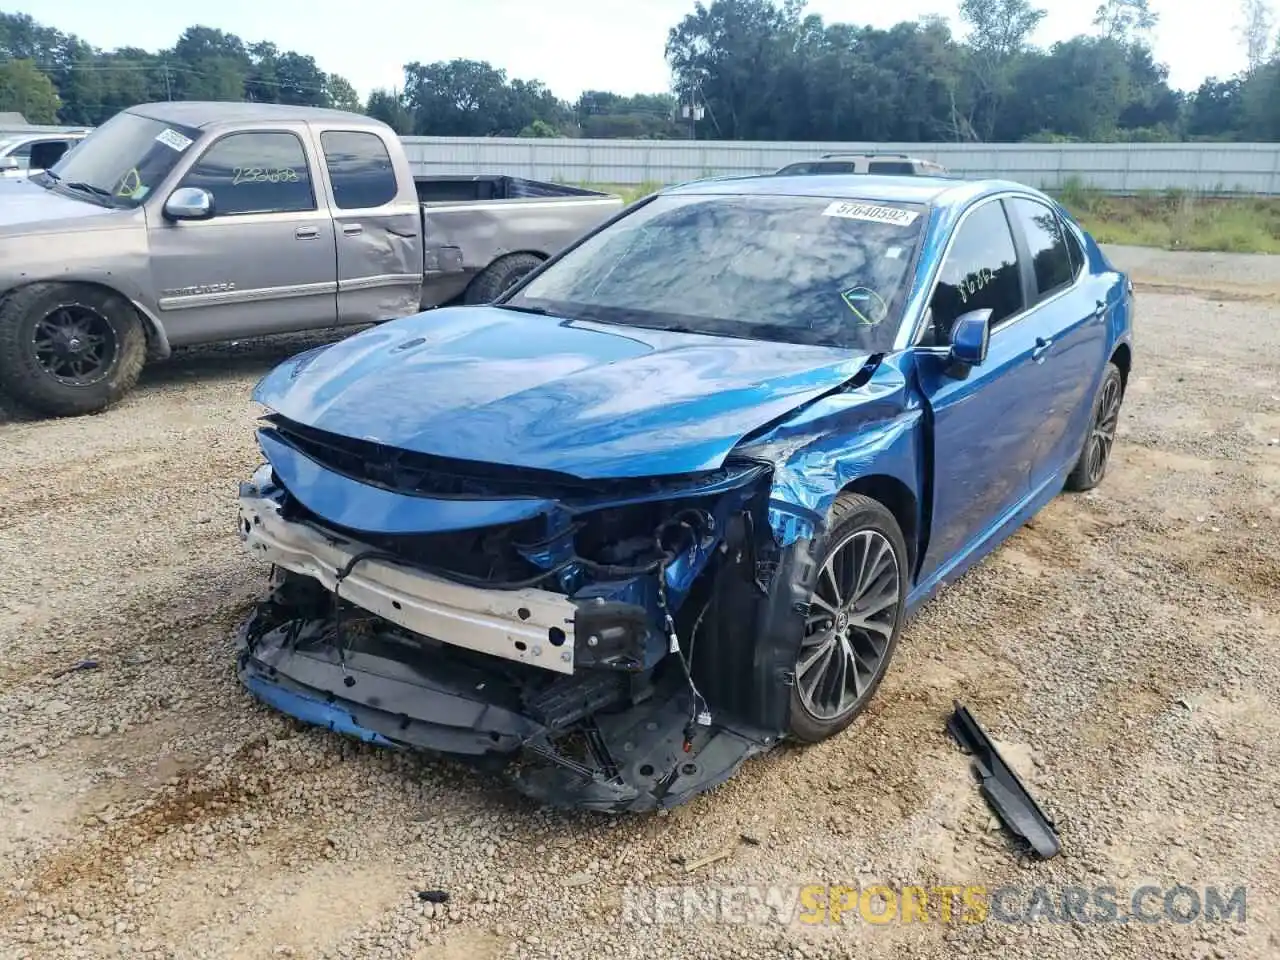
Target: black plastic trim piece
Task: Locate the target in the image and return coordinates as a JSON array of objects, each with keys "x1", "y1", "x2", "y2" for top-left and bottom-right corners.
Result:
[{"x1": 947, "y1": 702, "x2": 1061, "y2": 860}]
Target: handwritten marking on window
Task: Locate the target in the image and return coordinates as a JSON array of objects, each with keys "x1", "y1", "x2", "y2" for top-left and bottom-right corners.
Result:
[
  {"x1": 233, "y1": 167, "x2": 302, "y2": 186},
  {"x1": 956, "y1": 268, "x2": 994, "y2": 305}
]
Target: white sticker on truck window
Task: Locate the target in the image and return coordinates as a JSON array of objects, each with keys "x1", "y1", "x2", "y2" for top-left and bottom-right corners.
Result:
[
  {"x1": 822, "y1": 200, "x2": 918, "y2": 226},
  {"x1": 155, "y1": 128, "x2": 194, "y2": 152}
]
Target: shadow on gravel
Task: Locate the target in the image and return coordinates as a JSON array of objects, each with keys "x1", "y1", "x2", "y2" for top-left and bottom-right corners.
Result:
[{"x1": 139, "y1": 326, "x2": 367, "y2": 390}]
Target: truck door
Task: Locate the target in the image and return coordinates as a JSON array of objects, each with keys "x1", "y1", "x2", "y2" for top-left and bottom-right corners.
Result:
[
  {"x1": 317, "y1": 129, "x2": 422, "y2": 324},
  {"x1": 148, "y1": 128, "x2": 338, "y2": 345}
]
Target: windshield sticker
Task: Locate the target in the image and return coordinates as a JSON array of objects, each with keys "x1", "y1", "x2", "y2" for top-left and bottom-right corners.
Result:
[
  {"x1": 841, "y1": 286, "x2": 888, "y2": 325},
  {"x1": 885, "y1": 246, "x2": 904, "y2": 259},
  {"x1": 823, "y1": 201, "x2": 919, "y2": 227},
  {"x1": 155, "y1": 128, "x2": 194, "y2": 152},
  {"x1": 115, "y1": 167, "x2": 142, "y2": 198}
]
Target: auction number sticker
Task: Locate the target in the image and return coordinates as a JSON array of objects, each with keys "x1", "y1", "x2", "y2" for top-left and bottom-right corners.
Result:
[
  {"x1": 155, "y1": 128, "x2": 194, "y2": 152},
  {"x1": 822, "y1": 200, "x2": 918, "y2": 226}
]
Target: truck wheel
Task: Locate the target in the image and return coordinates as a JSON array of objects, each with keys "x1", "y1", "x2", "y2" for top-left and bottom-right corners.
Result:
[
  {"x1": 787, "y1": 493, "x2": 907, "y2": 744},
  {"x1": 0, "y1": 283, "x2": 146, "y2": 418},
  {"x1": 1065, "y1": 362, "x2": 1124, "y2": 492},
  {"x1": 463, "y1": 253, "x2": 544, "y2": 305}
]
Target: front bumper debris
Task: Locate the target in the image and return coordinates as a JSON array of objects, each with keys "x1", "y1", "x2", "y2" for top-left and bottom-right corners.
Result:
[{"x1": 236, "y1": 602, "x2": 770, "y2": 812}]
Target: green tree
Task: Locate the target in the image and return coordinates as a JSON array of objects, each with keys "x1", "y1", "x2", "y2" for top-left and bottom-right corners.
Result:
[
  {"x1": 326, "y1": 75, "x2": 361, "y2": 112},
  {"x1": 0, "y1": 58, "x2": 60, "y2": 122},
  {"x1": 366, "y1": 88, "x2": 412, "y2": 132},
  {"x1": 1093, "y1": 0, "x2": 1158, "y2": 43}
]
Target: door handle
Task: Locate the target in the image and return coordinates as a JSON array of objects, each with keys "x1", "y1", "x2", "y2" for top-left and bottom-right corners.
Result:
[
  {"x1": 295, "y1": 226, "x2": 319, "y2": 240},
  {"x1": 342, "y1": 223, "x2": 364, "y2": 236},
  {"x1": 1093, "y1": 299, "x2": 1107, "y2": 322},
  {"x1": 1032, "y1": 336, "x2": 1053, "y2": 362}
]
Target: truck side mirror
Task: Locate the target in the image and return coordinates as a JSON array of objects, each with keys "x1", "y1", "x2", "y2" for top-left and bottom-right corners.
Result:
[
  {"x1": 948, "y1": 308, "x2": 992, "y2": 368},
  {"x1": 164, "y1": 187, "x2": 215, "y2": 221},
  {"x1": 0, "y1": 157, "x2": 19, "y2": 172}
]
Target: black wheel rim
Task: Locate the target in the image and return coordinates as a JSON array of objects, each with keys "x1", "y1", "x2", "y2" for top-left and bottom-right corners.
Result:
[
  {"x1": 31, "y1": 304, "x2": 118, "y2": 386},
  {"x1": 1086, "y1": 375, "x2": 1122, "y2": 485},
  {"x1": 797, "y1": 529, "x2": 901, "y2": 722}
]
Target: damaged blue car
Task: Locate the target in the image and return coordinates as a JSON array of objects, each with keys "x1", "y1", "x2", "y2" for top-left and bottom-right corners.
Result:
[{"x1": 235, "y1": 174, "x2": 1134, "y2": 812}]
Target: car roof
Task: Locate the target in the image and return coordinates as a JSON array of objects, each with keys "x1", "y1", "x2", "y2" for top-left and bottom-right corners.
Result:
[
  {"x1": 662, "y1": 173, "x2": 1046, "y2": 209},
  {"x1": 125, "y1": 100, "x2": 376, "y2": 129}
]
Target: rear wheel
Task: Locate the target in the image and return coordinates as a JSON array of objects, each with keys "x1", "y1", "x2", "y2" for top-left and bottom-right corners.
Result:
[
  {"x1": 787, "y1": 493, "x2": 907, "y2": 744},
  {"x1": 463, "y1": 253, "x2": 544, "y2": 305},
  {"x1": 1065, "y1": 362, "x2": 1124, "y2": 492},
  {"x1": 0, "y1": 282, "x2": 146, "y2": 417}
]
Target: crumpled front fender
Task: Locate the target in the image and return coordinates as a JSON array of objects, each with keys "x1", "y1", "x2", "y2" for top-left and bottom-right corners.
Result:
[{"x1": 733, "y1": 353, "x2": 924, "y2": 546}]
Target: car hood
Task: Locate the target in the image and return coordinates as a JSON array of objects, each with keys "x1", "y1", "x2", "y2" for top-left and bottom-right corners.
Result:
[
  {"x1": 253, "y1": 306, "x2": 871, "y2": 479},
  {"x1": 0, "y1": 177, "x2": 122, "y2": 235}
]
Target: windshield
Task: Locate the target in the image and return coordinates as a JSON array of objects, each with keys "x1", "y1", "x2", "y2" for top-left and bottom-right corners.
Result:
[
  {"x1": 45, "y1": 111, "x2": 202, "y2": 207},
  {"x1": 506, "y1": 193, "x2": 926, "y2": 351}
]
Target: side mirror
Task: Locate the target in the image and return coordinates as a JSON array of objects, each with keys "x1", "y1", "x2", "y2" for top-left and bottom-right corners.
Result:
[
  {"x1": 163, "y1": 186, "x2": 215, "y2": 221},
  {"x1": 0, "y1": 157, "x2": 19, "y2": 172},
  {"x1": 948, "y1": 308, "x2": 992, "y2": 368}
]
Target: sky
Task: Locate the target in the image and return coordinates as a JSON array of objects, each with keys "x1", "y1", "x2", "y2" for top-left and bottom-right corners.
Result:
[{"x1": 7, "y1": 0, "x2": 1251, "y2": 100}]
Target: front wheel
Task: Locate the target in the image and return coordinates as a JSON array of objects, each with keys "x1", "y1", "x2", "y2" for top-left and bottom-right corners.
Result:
[
  {"x1": 0, "y1": 282, "x2": 146, "y2": 417},
  {"x1": 787, "y1": 493, "x2": 908, "y2": 744}
]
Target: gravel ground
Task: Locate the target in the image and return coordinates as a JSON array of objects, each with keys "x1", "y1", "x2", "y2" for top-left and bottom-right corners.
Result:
[{"x1": 1, "y1": 248, "x2": 1277, "y2": 960}]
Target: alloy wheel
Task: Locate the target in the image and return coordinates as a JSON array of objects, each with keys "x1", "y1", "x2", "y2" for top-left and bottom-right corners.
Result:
[
  {"x1": 797, "y1": 529, "x2": 902, "y2": 722},
  {"x1": 32, "y1": 304, "x2": 118, "y2": 386}
]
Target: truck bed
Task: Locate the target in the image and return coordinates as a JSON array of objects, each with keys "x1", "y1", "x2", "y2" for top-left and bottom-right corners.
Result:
[
  {"x1": 414, "y1": 175, "x2": 610, "y2": 205},
  {"x1": 414, "y1": 178, "x2": 623, "y2": 307}
]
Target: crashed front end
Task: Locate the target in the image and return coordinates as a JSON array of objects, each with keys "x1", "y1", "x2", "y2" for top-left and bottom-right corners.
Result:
[{"x1": 236, "y1": 414, "x2": 811, "y2": 812}]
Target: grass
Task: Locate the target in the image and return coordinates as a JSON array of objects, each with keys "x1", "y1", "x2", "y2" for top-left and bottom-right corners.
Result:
[{"x1": 583, "y1": 178, "x2": 1280, "y2": 254}]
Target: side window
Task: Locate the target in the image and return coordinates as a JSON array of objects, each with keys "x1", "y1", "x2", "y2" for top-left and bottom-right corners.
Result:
[
  {"x1": 180, "y1": 132, "x2": 314, "y2": 216},
  {"x1": 868, "y1": 160, "x2": 915, "y2": 175},
  {"x1": 320, "y1": 131, "x2": 397, "y2": 209},
  {"x1": 1009, "y1": 198, "x2": 1074, "y2": 300},
  {"x1": 29, "y1": 140, "x2": 69, "y2": 170},
  {"x1": 926, "y1": 200, "x2": 1023, "y2": 345}
]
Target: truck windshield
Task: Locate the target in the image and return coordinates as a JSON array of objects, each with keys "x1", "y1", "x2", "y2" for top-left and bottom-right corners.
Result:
[
  {"x1": 44, "y1": 111, "x2": 201, "y2": 207},
  {"x1": 504, "y1": 192, "x2": 925, "y2": 351}
]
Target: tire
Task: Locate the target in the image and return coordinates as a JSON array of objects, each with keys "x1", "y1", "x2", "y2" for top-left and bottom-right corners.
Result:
[
  {"x1": 787, "y1": 493, "x2": 908, "y2": 744},
  {"x1": 462, "y1": 253, "x2": 544, "y2": 305},
  {"x1": 1065, "y1": 362, "x2": 1124, "y2": 493},
  {"x1": 0, "y1": 282, "x2": 146, "y2": 418}
]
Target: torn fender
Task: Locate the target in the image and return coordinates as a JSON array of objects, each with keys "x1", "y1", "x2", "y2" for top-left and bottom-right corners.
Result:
[{"x1": 733, "y1": 353, "x2": 925, "y2": 546}]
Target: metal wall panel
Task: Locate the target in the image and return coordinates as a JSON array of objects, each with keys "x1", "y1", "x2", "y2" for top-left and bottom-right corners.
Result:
[
  {"x1": 401, "y1": 137, "x2": 1280, "y2": 194},
  {"x1": 7, "y1": 122, "x2": 1280, "y2": 194}
]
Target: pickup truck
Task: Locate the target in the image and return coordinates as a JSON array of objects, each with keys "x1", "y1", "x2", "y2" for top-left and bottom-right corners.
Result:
[{"x1": 0, "y1": 102, "x2": 623, "y2": 417}]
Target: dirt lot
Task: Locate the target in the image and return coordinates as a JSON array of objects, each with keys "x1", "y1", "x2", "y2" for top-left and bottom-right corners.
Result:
[{"x1": 1, "y1": 246, "x2": 1277, "y2": 960}]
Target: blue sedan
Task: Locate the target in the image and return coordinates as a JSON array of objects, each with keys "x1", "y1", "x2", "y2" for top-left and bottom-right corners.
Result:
[{"x1": 235, "y1": 174, "x2": 1133, "y2": 812}]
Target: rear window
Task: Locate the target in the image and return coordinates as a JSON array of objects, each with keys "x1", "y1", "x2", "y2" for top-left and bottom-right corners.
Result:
[
  {"x1": 508, "y1": 193, "x2": 926, "y2": 352},
  {"x1": 777, "y1": 161, "x2": 859, "y2": 175},
  {"x1": 320, "y1": 131, "x2": 398, "y2": 209}
]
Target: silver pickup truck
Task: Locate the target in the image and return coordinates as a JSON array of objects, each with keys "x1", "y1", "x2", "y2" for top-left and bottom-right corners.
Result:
[{"x1": 0, "y1": 102, "x2": 623, "y2": 417}]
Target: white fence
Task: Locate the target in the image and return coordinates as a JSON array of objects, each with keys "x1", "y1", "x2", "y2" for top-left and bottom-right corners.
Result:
[
  {"x1": 7, "y1": 122, "x2": 1280, "y2": 194},
  {"x1": 401, "y1": 138, "x2": 1280, "y2": 194}
]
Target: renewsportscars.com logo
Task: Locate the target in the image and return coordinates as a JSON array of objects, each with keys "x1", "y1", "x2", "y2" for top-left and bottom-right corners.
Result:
[{"x1": 620, "y1": 883, "x2": 1248, "y2": 927}]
